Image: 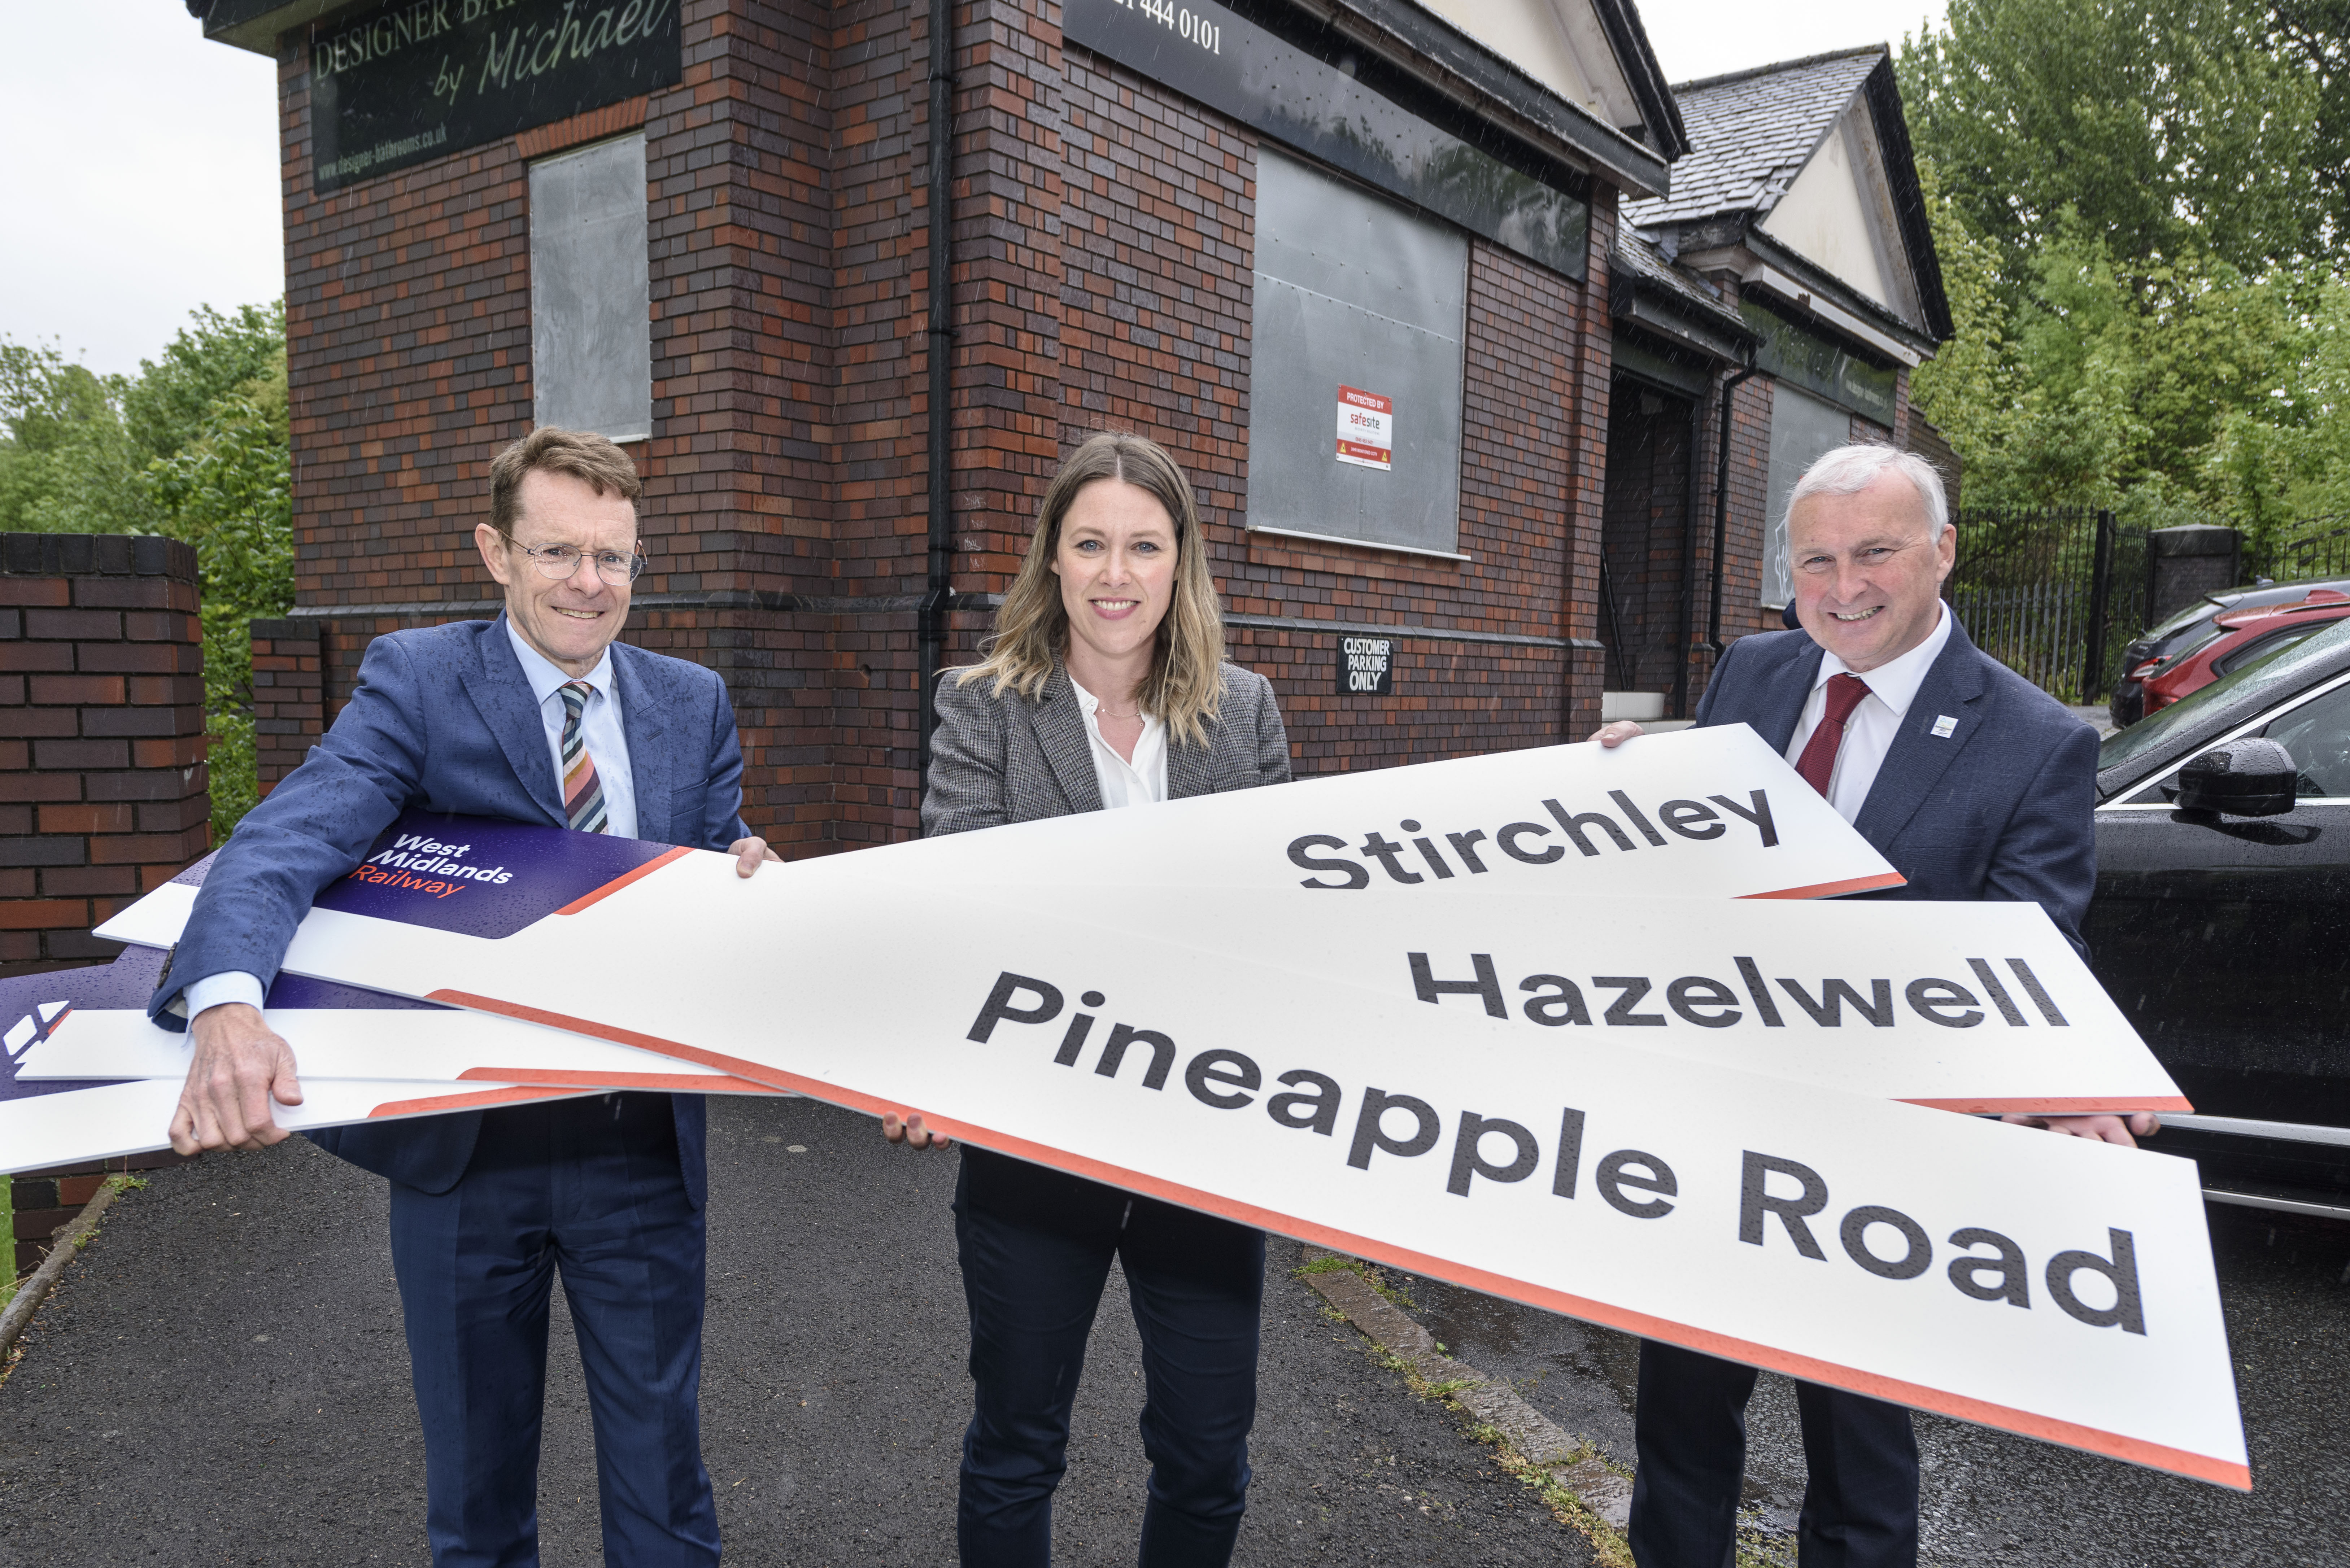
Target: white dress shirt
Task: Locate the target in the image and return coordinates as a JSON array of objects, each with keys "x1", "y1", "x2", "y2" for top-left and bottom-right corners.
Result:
[
  {"x1": 1783, "y1": 604, "x2": 1954, "y2": 824},
  {"x1": 1070, "y1": 677, "x2": 1168, "y2": 809},
  {"x1": 505, "y1": 620, "x2": 637, "y2": 841},
  {"x1": 183, "y1": 625, "x2": 639, "y2": 1019}
]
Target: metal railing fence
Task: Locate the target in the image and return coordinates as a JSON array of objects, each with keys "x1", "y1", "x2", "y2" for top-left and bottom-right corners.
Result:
[{"x1": 1943, "y1": 507, "x2": 2149, "y2": 705}]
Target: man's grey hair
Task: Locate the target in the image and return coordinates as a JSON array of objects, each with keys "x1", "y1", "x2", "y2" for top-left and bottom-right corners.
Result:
[{"x1": 1786, "y1": 444, "x2": 1951, "y2": 541}]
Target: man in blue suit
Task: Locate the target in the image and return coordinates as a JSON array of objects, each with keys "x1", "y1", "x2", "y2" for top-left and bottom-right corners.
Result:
[
  {"x1": 157, "y1": 427, "x2": 776, "y2": 1567},
  {"x1": 1595, "y1": 444, "x2": 2148, "y2": 1568}
]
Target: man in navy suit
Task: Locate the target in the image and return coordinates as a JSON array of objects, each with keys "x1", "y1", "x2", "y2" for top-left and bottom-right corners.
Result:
[
  {"x1": 1595, "y1": 444, "x2": 2149, "y2": 1568},
  {"x1": 157, "y1": 428, "x2": 776, "y2": 1567}
]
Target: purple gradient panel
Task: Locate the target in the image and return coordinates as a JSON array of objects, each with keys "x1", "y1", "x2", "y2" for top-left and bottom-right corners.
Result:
[
  {"x1": 1, "y1": 947, "x2": 169, "y2": 1102},
  {"x1": 169, "y1": 852, "x2": 218, "y2": 888},
  {"x1": 264, "y1": 972, "x2": 450, "y2": 1012},
  {"x1": 313, "y1": 810, "x2": 676, "y2": 941}
]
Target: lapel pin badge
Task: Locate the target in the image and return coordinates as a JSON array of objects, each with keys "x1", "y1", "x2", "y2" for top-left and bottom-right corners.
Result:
[{"x1": 1931, "y1": 714, "x2": 1958, "y2": 738}]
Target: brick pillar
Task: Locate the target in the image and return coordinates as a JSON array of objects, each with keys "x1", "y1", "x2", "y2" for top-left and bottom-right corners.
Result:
[
  {"x1": 0, "y1": 534, "x2": 209, "y2": 977},
  {"x1": 249, "y1": 618, "x2": 324, "y2": 796}
]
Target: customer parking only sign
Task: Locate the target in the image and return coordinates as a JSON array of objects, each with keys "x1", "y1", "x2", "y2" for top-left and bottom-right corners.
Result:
[{"x1": 1339, "y1": 636, "x2": 1395, "y2": 695}]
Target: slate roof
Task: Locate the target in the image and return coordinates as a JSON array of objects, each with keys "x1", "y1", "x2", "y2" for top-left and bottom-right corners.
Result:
[
  {"x1": 1623, "y1": 47, "x2": 1885, "y2": 228},
  {"x1": 1611, "y1": 232, "x2": 1750, "y2": 338}
]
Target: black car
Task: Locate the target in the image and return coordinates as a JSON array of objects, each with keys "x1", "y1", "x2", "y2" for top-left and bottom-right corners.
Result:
[
  {"x1": 2089, "y1": 616, "x2": 2350, "y2": 1218},
  {"x1": 2109, "y1": 575, "x2": 2350, "y2": 728}
]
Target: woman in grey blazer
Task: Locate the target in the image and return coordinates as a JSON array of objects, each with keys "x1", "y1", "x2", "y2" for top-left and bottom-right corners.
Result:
[{"x1": 893, "y1": 432, "x2": 1290, "y2": 1568}]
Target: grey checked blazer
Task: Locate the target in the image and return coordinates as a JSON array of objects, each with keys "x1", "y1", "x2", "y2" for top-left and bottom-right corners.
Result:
[{"x1": 922, "y1": 660, "x2": 1292, "y2": 836}]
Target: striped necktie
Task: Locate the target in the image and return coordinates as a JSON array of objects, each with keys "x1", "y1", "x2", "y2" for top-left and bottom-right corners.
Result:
[{"x1": 558, "y1": 680, "x2": 609, "y2": 833}]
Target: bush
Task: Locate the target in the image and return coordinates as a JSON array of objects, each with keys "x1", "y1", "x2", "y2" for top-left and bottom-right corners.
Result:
[{"x1": 0, "y1": 305, "x2": 294, "y2": 840}]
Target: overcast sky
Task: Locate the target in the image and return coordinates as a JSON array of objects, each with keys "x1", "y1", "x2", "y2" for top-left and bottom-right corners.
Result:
[{"x1": 0, "y1": 0, "x2": 1947, "y2": 382}]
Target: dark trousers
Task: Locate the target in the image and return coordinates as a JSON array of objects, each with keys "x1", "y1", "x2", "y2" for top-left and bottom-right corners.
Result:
[
  {"x1": 388, "y1": 1094, "x2": 719, "y2": 1568},
  {"x1": 953, "y1": 1147, "x2": 1264, "y2": 1568},
  {"x1": 1630, "y1": 1340, "x2": 1918, "y2": 1568}
]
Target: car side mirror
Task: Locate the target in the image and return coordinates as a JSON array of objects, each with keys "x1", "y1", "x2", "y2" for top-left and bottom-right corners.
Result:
[{"x1": 2176, "y1": 738, "x2": 2299, "y2": 818}]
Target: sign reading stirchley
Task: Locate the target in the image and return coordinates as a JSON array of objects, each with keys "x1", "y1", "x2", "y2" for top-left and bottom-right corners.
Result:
[
  {"x1": 811, "y1": 725, "x2": 1906, "y2": 903},
  {"x1": 193, "y1": 849, "x2": 2242, "y2": 1489},
  {"x1": 91, "y1": 728, "x2": 1900, "y2": 955}
]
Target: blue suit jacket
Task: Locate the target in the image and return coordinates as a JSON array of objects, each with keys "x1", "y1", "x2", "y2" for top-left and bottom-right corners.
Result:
[
  {"x1": 154, "y1": 616, "x2": 749, "y2": 1205},
  {"x1": 1695, "y1": 616, "x2": 2098, "y2": 957}
]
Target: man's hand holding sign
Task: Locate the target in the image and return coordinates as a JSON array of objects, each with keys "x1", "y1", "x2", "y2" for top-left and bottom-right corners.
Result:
[
  {"x1": 149, "y1": 430, "x2": 763, "y2": 1567},
  {"x1": 1595, "y1": 445, "x2": 2138, "y2": 1568},
  {"x1": 24, "y1": 432, "x2": 2237, "y2": 1564}
]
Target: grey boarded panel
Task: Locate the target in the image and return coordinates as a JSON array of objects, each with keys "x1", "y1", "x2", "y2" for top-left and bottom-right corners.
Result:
[
  {"x1": 1247, "y1": 152, "x2": 1468, "y2": 555},
  {"x1": 1256, "y1": 147, "x2": 1474, "y2": 340},
  {"x1": 530, "y1": 134, "x2": 652, "y2": 443},
  {"x1": 1761, "y1": 383, "x2": 1852, "y2": 608}
]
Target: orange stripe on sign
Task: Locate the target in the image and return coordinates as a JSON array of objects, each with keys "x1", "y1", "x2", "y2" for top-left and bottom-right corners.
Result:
[
  {"x1": 367, "y1": 1085, "x2": 577, "y2": 1118},
  {"x1": 1903, "y1": 1096, "x2": 2196, "y2": 1115},
  {"x1": 557, "y1": 846, "x2": 693, "y2": 916},
  {"x1": 425, "y1": 986, "x2": 2248, "y2": 1493},
  {"x1": 1741, "y1": 870, "x2": 1908, "y2": 899}
]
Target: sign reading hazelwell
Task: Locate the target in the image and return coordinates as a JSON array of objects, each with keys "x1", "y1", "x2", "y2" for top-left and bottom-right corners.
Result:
[{"x1": 308, "y1": 0, "x2": 682, "y2": 193}]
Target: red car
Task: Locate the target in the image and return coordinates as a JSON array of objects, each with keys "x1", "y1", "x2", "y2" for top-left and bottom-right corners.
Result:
[{"x1": 2135, "y1": 588, "x2": 2350, "y2": 712}]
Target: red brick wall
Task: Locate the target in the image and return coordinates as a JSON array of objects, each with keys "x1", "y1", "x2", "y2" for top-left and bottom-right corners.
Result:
[
  {"x1": 1053, "y1": 51, "x2": 1606, "y2": 770},
  {"x1": 9, "y1": 1153, "x2": 189, "y2": 1278},
  {"x1": 250, "y1": 619, "x2": 324, "y2": 794},
  {"x1": 258, "y1": 0, "x2": 1619, "y2": 850},
  {"x1": 0, "y1": 536, "x2": 208, "y2": 977}
]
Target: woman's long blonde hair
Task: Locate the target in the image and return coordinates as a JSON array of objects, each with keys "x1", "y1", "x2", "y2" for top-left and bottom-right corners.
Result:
[{"x1": 956, "y1": 432, "x2": 1229, "y2": 747}]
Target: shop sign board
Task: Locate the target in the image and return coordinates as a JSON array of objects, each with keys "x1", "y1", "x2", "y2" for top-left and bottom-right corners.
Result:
[{"x1": 309, "y1": 0, "x2": 683, "y2": 192}]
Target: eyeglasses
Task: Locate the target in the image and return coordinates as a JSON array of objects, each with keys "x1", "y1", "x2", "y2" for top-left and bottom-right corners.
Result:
[{"x1": 502, "y1": 537, "x2": 649, "y2": 585}]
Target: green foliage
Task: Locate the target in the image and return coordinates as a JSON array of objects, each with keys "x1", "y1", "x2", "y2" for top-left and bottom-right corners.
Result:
[
  {"x1": 1899, "y1": 1, "x2": 2349, "y2": 538},
  {"x1": 148, "y1": 357, "x2": 295, "y2": 840},
  {"x1": 123, "y1": 302, "x2": 287, "y2": 463},
  {"x1": 0, "y1": 306, "x2": 294, "y2": 839},
  {"x1": 0, "y1": 344, "x2": 157, "y2": 535},
  {"x1": 1902, "y1": 0, "x2": 2327, "y2": 290}
]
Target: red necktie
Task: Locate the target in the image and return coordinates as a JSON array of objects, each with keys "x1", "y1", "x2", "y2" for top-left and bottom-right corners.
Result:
[{"x1": 1794, "y1": 673, "x2": 1872, "y2": 798}]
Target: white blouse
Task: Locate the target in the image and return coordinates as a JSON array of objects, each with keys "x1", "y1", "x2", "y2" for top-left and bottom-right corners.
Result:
[{"x1": 1069, "y1": 678, "x2": 1168, "y2": 809}]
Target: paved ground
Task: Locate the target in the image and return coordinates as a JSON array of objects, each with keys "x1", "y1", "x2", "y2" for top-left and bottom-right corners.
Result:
[
  {"x1": 0, "y1": 1096, "x2": 1593, "y2": 1567},
  {"x1": 9, "y1": 1095, "x2": 2345, "y2": 1567},
  {"x1": 1388, "y1": 1204, "x2": 2350, "y2": 1568}
]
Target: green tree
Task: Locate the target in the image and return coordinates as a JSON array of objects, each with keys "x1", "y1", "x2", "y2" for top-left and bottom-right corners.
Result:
[
  {"x1": 148, "y1": 359, "x2": 295, "y2": 838},
  {"x1": 0, "y1": 343, "x2": 156, "y2": 535},
  {"x1": 122, "y1": 302, "x2": 286, "y2": 463},
  {"x1": 0, "y1": 306, "x2": 295, "y2": 837},
  {"x1": 1900, "y1": 1, "x2": 2346, "y2": 535},
  {"x1": 1902, "y1": 0, "x2": 2328, "y2": 292}
]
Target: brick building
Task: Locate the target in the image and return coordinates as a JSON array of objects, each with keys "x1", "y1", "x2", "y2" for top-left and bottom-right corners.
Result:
[
  {"x1": 183, "y1": 0, "x2": 1945, "y2": 849},
  {"x1": 1613, "y1": 46, "x2": 1956, "y2": 720},
  {"x1": 0, "y1": 536, "x2": 210, "y2": 976}
]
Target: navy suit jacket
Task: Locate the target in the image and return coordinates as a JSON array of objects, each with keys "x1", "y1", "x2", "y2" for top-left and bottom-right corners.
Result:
[
  {"x1": 1694, "y1": 616, "x2": 2098, "y2": 957},
  {"x1": 153, "y1": 616, "x2": 749, "y2": 1205}
]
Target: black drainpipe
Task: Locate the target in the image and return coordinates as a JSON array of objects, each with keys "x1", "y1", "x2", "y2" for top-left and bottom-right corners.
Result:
[
  {"x1": 1671, "y1": 391, "x2": 1703, "y2": 718},
  {"x1": 1705, "y1": 363, "x2": 1760, "y2": 661},
  {"x1": 915, "y1": 0, "x2": 956, "y2": 816}
]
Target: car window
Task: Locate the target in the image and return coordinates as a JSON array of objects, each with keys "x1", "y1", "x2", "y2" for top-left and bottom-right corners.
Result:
[
  {"x1": 2262, "y1": 681, "x2": 2350, "y2": 798},
  {"x1": 2142, "y1": 620, "x2": 2230, "y2": 673},
  {"x1": 2100, "y1": 616, "x2": 2350, "y2": 774},
  {"x1": 2142, "y1": 597, "x2": 2228, "y2": 642},
  {"x1": 2212, "y1": 624, "x2": 2326, "y2": 678}
]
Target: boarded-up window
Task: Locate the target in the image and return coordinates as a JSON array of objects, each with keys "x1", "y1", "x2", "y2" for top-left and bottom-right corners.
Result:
[
  {"x1": 1761, "y1": 383, "x2": 1850, "y2": 608},
  {"x1": 1246, "y1": 148, "x2": 1468, "y2": 556},
  {"x1": 530, "y1": 134, "x2": 650, "y2": 442}
]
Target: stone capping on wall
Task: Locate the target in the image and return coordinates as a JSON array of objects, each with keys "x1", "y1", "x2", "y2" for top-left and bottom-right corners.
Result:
[{"x1": 0, "y1": 532, "x2": 210, "y2": 976}]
